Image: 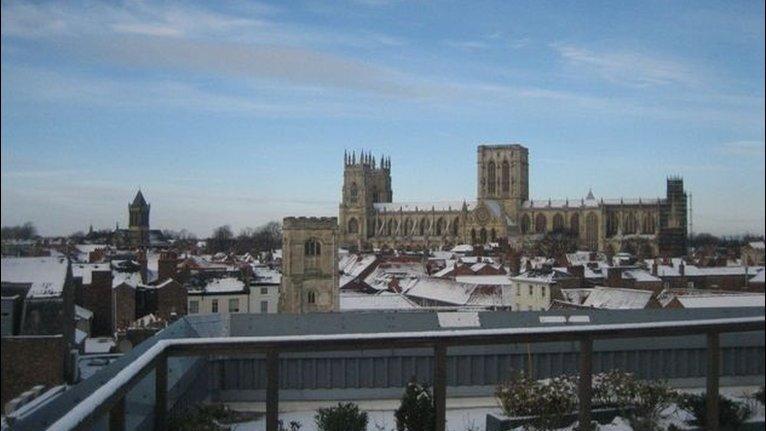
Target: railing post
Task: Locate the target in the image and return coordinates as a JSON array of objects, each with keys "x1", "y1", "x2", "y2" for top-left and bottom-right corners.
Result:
[
  {"x1": 433, "y1": 344, "x2": 447, "y2": 431},
  {"x1": 266, "y1": 350, "x2": 280, "y2": 431},
  {"x1": 578, "y1": 336, "x2": 593, "y2": 431},
  {"x1": 155, "y1": 352, "x2": 168, "y2": 431},
  {"x1": 707, "y1": 332, "x2": 720, "y2": 431},
  {"x1": 108, "y1": 396, "x2": 125, "y2": 431}
]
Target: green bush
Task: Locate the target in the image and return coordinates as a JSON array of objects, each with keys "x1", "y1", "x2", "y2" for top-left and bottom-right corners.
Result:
[
  {"x1": 680, "y1": 393, "x2": 752, "y2": 430},
  {"x1": 315, "y1": 402, "x2": 368, "y2": 431},
  {"x1": 395, "y1": 380, "x2": 436, "y2": 431},
  {"x1": 495, "y1": 372, "x2": 577, "y2": 430}
]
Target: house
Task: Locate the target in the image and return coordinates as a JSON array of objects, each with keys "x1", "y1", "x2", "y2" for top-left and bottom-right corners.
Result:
[
  {"x1": 742, "y1": 241, "x2": 765, "y2": 266},
  {"x1": 1, "y1": 257, "x2": 76, "y2": 406},
  {"x1": 509, "y1": 268, "x2": 576, "y2": 311}
]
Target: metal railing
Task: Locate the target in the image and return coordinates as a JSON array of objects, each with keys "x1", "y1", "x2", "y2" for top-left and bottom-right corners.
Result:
[{"x1": 50, "y1": 314, "x2": 764, "y2": 431}]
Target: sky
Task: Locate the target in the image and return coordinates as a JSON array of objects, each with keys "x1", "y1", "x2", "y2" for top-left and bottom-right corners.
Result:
[{"x1": 1, "y1": 0, "x2": 764, "y2": 238}]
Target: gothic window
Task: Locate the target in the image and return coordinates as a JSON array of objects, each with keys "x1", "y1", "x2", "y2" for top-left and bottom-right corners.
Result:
[
  {"x1": 405, "y1": 218, "x2": 413, "y2": 235},
  {"x1": 347, "y1": 218, "x2": 359, "y2": 234},
  {"x1": 642, "y1": 213, "x2": 656, "y2": 234},
  {"x1": 570, "y1": 213, "x2": 580, "y2": 236},
  {"x1": 436, "y1": 218, "x2": 445, "y2": 235},
  {"x1": 624, "y1": 213, "x2": 638, "y2": 234},
  {"x1": 349, "y1": 182, "x2": 358, "y2": 203},
  {"x1": 307, "y1": 290, "x2": 316, "y2": 304},
  {"x1": 480, "y1": 228, "x2": 487, "y2": 244},
  {"x1": 490, "y1": 228, "x2": 497, "y2": 241},
  {"x1": 451, "y1": 218, "x2": 459, "y2": 236},
  {"x1": 487, "y1": 161, "x2": 496, "y2": 195},
  {"x1": 305, "y1": 239, "x2": 321, "y2": 256},
  {"x1": 521, "y1": 214, "x2": 531, "y2": 234},
  {"x1": 501, "y1": 160, "x2": 510, "y2": 194},
  {"x1": 553, "y1": 213, "x2": 565, "y2": 231},
  {"x1": 419, "y1": 219, "x2": 428, "y2": 236},
  {"x1": 471, "y1": 228, "x2": 477, "y2": 244},
  {"x1": 586, "y1": 212, "x2": 598, "y2": 250},
  {"x1": 535, "y1": 214, "x2": 547, "y2": 233},
  {"x1": 372, "y1": 186, "x2": 380, "y2": 202},
  {"x1": 386, "y1": 219, "x2": 394, "y2": 236},
  {"x1": 607, "y1": 213, "x2": 620, "y2": 237}
]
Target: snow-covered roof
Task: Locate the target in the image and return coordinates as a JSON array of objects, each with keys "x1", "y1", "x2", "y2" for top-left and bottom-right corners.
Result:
[
  {"x1": 340, "y1": 292, "x2": 418, "y2": 311},
  {"x1": 748, "y1": 241, "x2": 765, "y2": 250},
  {"x1": 582, "y1": 287, "x2": 654, "y2": 309},
  {"x1": 84, "y1": 337, "x2": 115, "y2": 354},
  {"x1": 339, "y1": 254, "x2": 377, "y2": 278},
  {"x1": 566, "y1": 251, "x2": 606, "y2": 266},
  {"x1": 466, "y1": 284, "x2": 504, "y2": 307},
  {"x1": 74, "y1": 244, "x2": 107, "y2": 254},
  {"x1": 75, "y1": 305, "x2": 93, "y2": 321},
  {"x1": 623, "y1": 269, "x2": 661, "y2": 283},
  {"x1": 675, "y1": 293, "x2": 765, "y2": 309},
  {"x1": 1, "y1": 257, "x2": 69, "y2": 299},
  {"x1": 373, "y1": 201, "x2": 472, "y2": 213},
  {"x1": 523, "y1": 197, "x2": 663, "y2": 209},
  {"x1": 405, "y1": 278, "x2": 478, "y2": 306},
  {"x1": 364, "y1": 261, "x2": 426, "y2": 291},
  {"x1": 75, "y1": 329, "x2": 88, "y2": 345},
  {"x1": 455, "y1": 275, "x2": 512, "y2": 285},
  {"x1": 750, "y1": 269, "x2": 765, "y2": 284},
  {"x1": 450, "y1": 244, "x2": 473, "y2": 253},
  {"x1": 112, "y1": 271, "x2": 141, "y2": 288},
  {"x1": 648, "y1": 261, "x2": 764, "y2": 278},
  {"x1": 193, "y1": 277, "x2": 246, "y2": 294},
  {"x1": 72, "y1": 263, "x2": 111, "y2": 285},
  {"x1": 559, "y1": 288, "x2": 592, "y2": 305},
  {"x1": 512, "y1": 268, "x2": 572, "y2": 284},
  {"x1": 252, "y1": 267, "x2": 281, "y2": 285}
]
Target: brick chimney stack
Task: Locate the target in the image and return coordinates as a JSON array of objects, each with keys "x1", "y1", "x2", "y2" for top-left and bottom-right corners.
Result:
[
  {"x1": 136, "y1": 250, "x2": 148, "y2": 284},
  {"x1": 158, "y1": 251, "x2": 178, "y2": 283},
  {"x1": 606, "y1": 267, "x2": 623, "y2": 288}
]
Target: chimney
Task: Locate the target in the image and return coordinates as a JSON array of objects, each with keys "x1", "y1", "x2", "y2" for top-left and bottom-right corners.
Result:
[
  {"x1": 606, "y1": 267, "x2": 623, "y2": 288},
  {"x1": 679, "y1": 261, "x2": 685, "y2": 277},
  {"x1": 568, "y1": 264, "x2": 585, "y2": 288},
  {"x1": 651, "y1": 260, "x2": 658, "y2": 276},
  {"x1": 137, "y1": 250, "x2": 148, "y2": 284},
  {"x1": 158, "y1": 251, "x2": 178, "y2": 282}
]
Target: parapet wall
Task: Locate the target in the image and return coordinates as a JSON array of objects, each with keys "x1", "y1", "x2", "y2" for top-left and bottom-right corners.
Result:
[{"x1": 283, "y1": 217, "x2": 338, "y2": 230}]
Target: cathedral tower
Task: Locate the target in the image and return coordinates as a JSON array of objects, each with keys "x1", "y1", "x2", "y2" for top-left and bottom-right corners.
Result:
[
  {"x1": 659, "y1": 177, "x2": 688, "y2": 256},
  {"x1": 338, "y1": 151, "x2": 392, "y2": 249},
  {"x1": 477, "y1": 144, "x2": 529, "y2": 221},
  {"x1": 128, "y1": 190, "x2": 150, "y2": 248},
  {"x1": 280, "y1": 217, "x2": 339, "y2": 313}
]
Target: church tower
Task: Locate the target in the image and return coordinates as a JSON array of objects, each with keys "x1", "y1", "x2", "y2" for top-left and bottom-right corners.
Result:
[
  {"x1": 477, "y1": 144, "x2": 529, "y2": 221},
  {"x1": 659, "y1": 177, "x2": 688, "y2": 256},
  {"x1": 338, "y1": 151, "x2": 392, "y2": 250},
  {"x1": 280, "y1": 217, "x2": 339, "y2": 313},
  {"x1": 128, "y1": 190, "x2": 150, "y2": 248}
]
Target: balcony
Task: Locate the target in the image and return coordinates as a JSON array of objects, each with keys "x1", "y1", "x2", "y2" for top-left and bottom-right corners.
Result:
[{"x1": 8, "y1": 308, "x2": 764, "y2": 431}]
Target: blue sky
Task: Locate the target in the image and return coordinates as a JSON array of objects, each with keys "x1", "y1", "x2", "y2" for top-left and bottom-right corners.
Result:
[{"x1": 1, "y1": 0, "x2": 764, "y2": 237}]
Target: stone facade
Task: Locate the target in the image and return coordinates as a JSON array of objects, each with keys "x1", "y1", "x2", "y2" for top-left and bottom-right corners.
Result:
[
  {"x1": 280, "y1": 217, "x2": 339, "y2": 313},
  {"x1": 338, "y1": 144, "x2": 688, "y2": 256}
]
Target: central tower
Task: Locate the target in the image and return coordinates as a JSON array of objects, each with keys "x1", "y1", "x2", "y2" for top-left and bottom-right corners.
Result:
[
  {"x1": 128, "y1": 190, "x2": 150, "y2": 248},
  {"x1": 477, "y1": 144, "x2": 529, "y2": 220}
]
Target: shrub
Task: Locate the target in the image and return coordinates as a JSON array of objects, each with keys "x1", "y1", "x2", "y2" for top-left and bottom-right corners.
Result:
[
  {"x1": 395, "y1": 379, "x2": 435, "y2": 431},
  {"x1": 315, "y1": 402, "x2": 368, "y2": 431},
  {"x1": 680, "y1": 393, "x2": 752, "y2": 429},
  {"x1": 592, "y1": 370, "x2": 641, "y2": 410},
  {"x1": 495, "y1": 372, "x2": 577, "y2": 430},
  {"x1": 755, "y1": 387, "x2": 765, "y2": 405}
]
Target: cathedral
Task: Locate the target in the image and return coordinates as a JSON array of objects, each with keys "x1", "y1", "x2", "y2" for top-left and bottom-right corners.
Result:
[{"x1": 338, "y1": 144, "x2": 688, "y2": 256}]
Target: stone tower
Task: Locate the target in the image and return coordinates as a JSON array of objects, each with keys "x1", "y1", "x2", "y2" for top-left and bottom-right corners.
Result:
[
  {"x1": 338, "y1": 151, "x2": 392, "y2": 250},
  {"x1": 128, "y1": 190, "x2": 150, "y2": 248},
  {"x1": 659, "y1": 177, "x2": 688, "y2": 256},
  {"x1": 280, "y1": 217, "x2": 339, "y2": 313},
  {"x1": 477, "y1": 144, "x2": 529, "y2": 221}
]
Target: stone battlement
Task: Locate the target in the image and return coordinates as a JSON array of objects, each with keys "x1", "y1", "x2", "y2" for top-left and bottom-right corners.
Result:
[{"x1": 283, "y1": 217, "x2": 338, "y2": 230}]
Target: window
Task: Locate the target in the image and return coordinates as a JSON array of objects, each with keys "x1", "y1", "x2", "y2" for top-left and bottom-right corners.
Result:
[
  {"x1": 348, "y1": 218, "x2": 359, "y2": 234},
  {"x1": 307, "y1": 290, "x2": 316, "y2": 304},
  {"x1": 541, "y1": 287, "x2": 546, "y2": 298},
  {"x1": 189, "y1": 300, "x2": 199, "y2": 314},
  {"x1": 260, "y1": 287, "x2": 268, "y2": 295},
  {"x1": 529, "y1": 285, "x2": 534, "y2": 296},
  {"x1": 228, "y1": 298, "x2": 240, "y2": 313},
  {"x1": 305, "y1": 239, "x2": 321, "y2": 256},
  {"x1": 516, "y1": 286, "x2": 520, "y2": 296},
  {"x1": 487, "y1": 161, "x2": 496, "y2": 195},
  {"x1": 260, "y1": 300, "x2": 268, "y2": 313},
  {"x1": 211, "y1": 299, "x2": 219, "y2": 313}
]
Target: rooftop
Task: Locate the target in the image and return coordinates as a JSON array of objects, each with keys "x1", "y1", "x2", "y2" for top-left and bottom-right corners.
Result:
[{"x1": 1, "y1": 257, "x2": 69, "y2": 299}]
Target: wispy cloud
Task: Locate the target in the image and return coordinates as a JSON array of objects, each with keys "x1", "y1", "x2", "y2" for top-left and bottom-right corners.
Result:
[
  {"x1": 718, "y1": 141, "x2": 766, "y2": 157},
  {"x1": 552, "y1": 43, "x2": 699, "y2": 87}
]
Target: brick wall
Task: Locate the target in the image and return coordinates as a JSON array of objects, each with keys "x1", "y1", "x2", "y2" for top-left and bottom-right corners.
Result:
[
  {"x1": 82, "y1": 270, "x2": 113, "y2": 336},
  {"x1": 113, "y1": 283, "x2": 136, "y2": 332},
  {"x1": 155, "y1": 280, "x2": 187, "y2": 321},
  {"x1": 1, "y1": 336, "x2": 66, "y2": 406}
]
